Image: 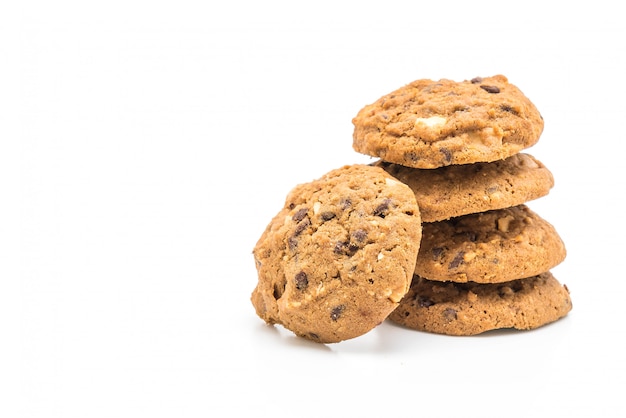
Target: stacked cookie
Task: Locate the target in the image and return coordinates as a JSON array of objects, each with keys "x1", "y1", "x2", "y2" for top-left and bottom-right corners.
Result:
[
  {"x1": 353, "y1": 75, "x2": 572, "y2": 336},
  {"x1": 251, "y1": 75, "x2": 572, "y2": 343}
]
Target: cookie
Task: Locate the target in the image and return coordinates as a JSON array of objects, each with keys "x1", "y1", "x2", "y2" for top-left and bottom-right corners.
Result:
[
  {"x1": 415, "y1": 205, "x2": 566, "y2": 283},
  {"x1": 352, "y1": 75, "x2": 544, "y2": 169},
  {"x1": 388, "y1": 272, "x2": 572, "y2": 336},
  {"x1": 251, "y1": 164, "x2": 422, "y2": 343},
  {"x1": 375, "y1": 153, "x2": 554, "y2": 222}
]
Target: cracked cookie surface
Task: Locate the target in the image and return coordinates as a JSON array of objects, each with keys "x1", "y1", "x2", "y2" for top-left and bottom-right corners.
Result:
[
  {"x1": 415, "y1": 205, "x2": 566, "y2": 283},
  {"x1": 251, "y1": 164, "x2": 422, "y2": 343},
  {"x1": 388, "y1": 272, "x2": 572, "y2": 336},
  {"x1": 352, "y1": 75, "x2": 544, "y2": 168},
  {"x1": 375, "y1": 153, "x2": 554, "y2": 222}
]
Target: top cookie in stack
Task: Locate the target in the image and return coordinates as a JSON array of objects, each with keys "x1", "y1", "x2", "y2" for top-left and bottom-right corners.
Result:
[
  {"x1": 352, "y1": 75, "x2": 544, "y2": 170},
  {"x1": 352, "y1": 75, "x2": 572, "y2": 336}
]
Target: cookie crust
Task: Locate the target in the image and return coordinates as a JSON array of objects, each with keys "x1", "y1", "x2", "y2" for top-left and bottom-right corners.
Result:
[
  {"x1": 415, "y1": 205, "x2": 566, "y2": 283},
  {"x1": 375, "y1": 153, "x2": 554, "y2": 222},
  {"x1": 353, "y1": 75, "x2": 544, "y2": 169},
  {"x1": 251, "y1": 164, "x2": 422, "y2": 343},
  {"x1": 388, "y1": 272, "x2": 572, "y2": 336}
]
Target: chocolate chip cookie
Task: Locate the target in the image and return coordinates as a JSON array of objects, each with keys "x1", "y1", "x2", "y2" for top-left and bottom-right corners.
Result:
[
  {"x1": 353, "y1": 75, "x2": 544, "y2": 169},
  {"x1": 251, "y1": 164, "x2": 422, "y2": 343},
  {"x1": 375, "y1": 153, "x2": 554, "y2": 222},
  {"x1": 415, "y1": 205, "x2": 566, "y2": 283},
  {"x1": 388, "y1": 272, "x2": 572, "y2": 336}
]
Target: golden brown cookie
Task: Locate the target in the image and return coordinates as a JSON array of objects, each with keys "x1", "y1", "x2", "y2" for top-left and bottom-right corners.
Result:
[
  {"x1": 352, "y1": 75, "x2": 544, "y2": 169},
  {"x1": 415, "y1": 205, "x2": 566, "y2": 283},
  {"x1": 388, "y1": 272, "x2": 572, "y2": 336},
  {"x1": 251, "y1": 164, "x2": 422, "y2": 343},
  {"x1": 375, "y1": 153, "x2": 554, "y2": 222}
]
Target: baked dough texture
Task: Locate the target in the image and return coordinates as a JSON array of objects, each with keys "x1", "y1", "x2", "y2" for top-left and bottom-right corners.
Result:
[{"x1": 251, "y1": 164, "x2": 422, "y2": 343}]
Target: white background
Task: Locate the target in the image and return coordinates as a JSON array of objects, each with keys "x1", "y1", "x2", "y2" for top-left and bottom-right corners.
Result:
[{"x1": 6, "y1": 1, "x2": 626, "y2": 417}]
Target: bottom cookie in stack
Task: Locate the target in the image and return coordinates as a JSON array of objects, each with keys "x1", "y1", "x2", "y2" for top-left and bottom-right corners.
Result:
[
  {"x1": 387, "y1": 272, "x2": 572, "y2": 336},
  {"x1": 387, "y1": 204, "x2": 572, "y2": 335}
]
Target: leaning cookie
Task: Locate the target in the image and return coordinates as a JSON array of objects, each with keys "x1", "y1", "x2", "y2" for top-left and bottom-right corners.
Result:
[
  {"x1": 415, "y1": 205, "x2": 566, "y2": 283},
  {"x1": 251, "y1": 164, "x2": 422, "y2": 343},
  {"x1": 375, "y1": 153, "x2": 554, "y2": 222},
  {"x1": 353, "y1": 75, "x2": 544, "y2": 169},
  {"x1": 388, "y1": 272, "x2": 572, "y2": 336}
]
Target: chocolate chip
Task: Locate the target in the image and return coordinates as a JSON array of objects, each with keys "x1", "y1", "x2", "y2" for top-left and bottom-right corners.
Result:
[
  {"x1": 448, "y1": 251, "x2": 465, "y2": 269},
  {"x1": 440, "y1": 147, "x2": 452, "y2": 163},
  {"x1": 292, "y1": 208, "x2": 309, "y2": 222},
  {"x1": 295, "y1": 271, "x2": 308, "y2": 290},
  {"x1": 480, "y1": 85, "x2": 500, "y2": 94},
  {"x1": 288, "y1": 218, "x2": 311, "y2": 250},
  {"x1": 334, "y1": 241, "x2": 348, "y2": 255},
  {"x1": 352, "y1": 229, "x2": 368, "y2": 243},
  {"x1": 443, "y1": 308, "x2": 457, "y2": 321},
  {"x1": 418, "y1": 296, "x2": 435, "y2": 307},
  {"x1": 320, "y1": 211, "x2": 336, "y2": 221},
  {"x1": 373, "y1": 199, "x2": 392, "y2": 218},
  {"x1": 334, "y1": 240, "x2": 358, "y2": 257},
  {"x1": 293, "y1": 217, "x2": 310, "y2": 236},
  {"x1": 330, "y1": 305, "x2": 346, "y2": 321},
  {"x1": 273, "y1": 281, "x2": 285, "y2": 300},
  {"x1": 405, "y1": 151, "x2": 419, "y2": 162},
  {"x1": 500, "y1": 104, "x2": 519, "y2": 115},
  {"x1": 340, "y1": 198, "x2": 352, "y2": 210},
  {"x1": 470, "y1": 77, "x2": 483, "y2": 84},
  {"x1": 432, "y1": 247, "x2": 444, "y2": 260}
]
